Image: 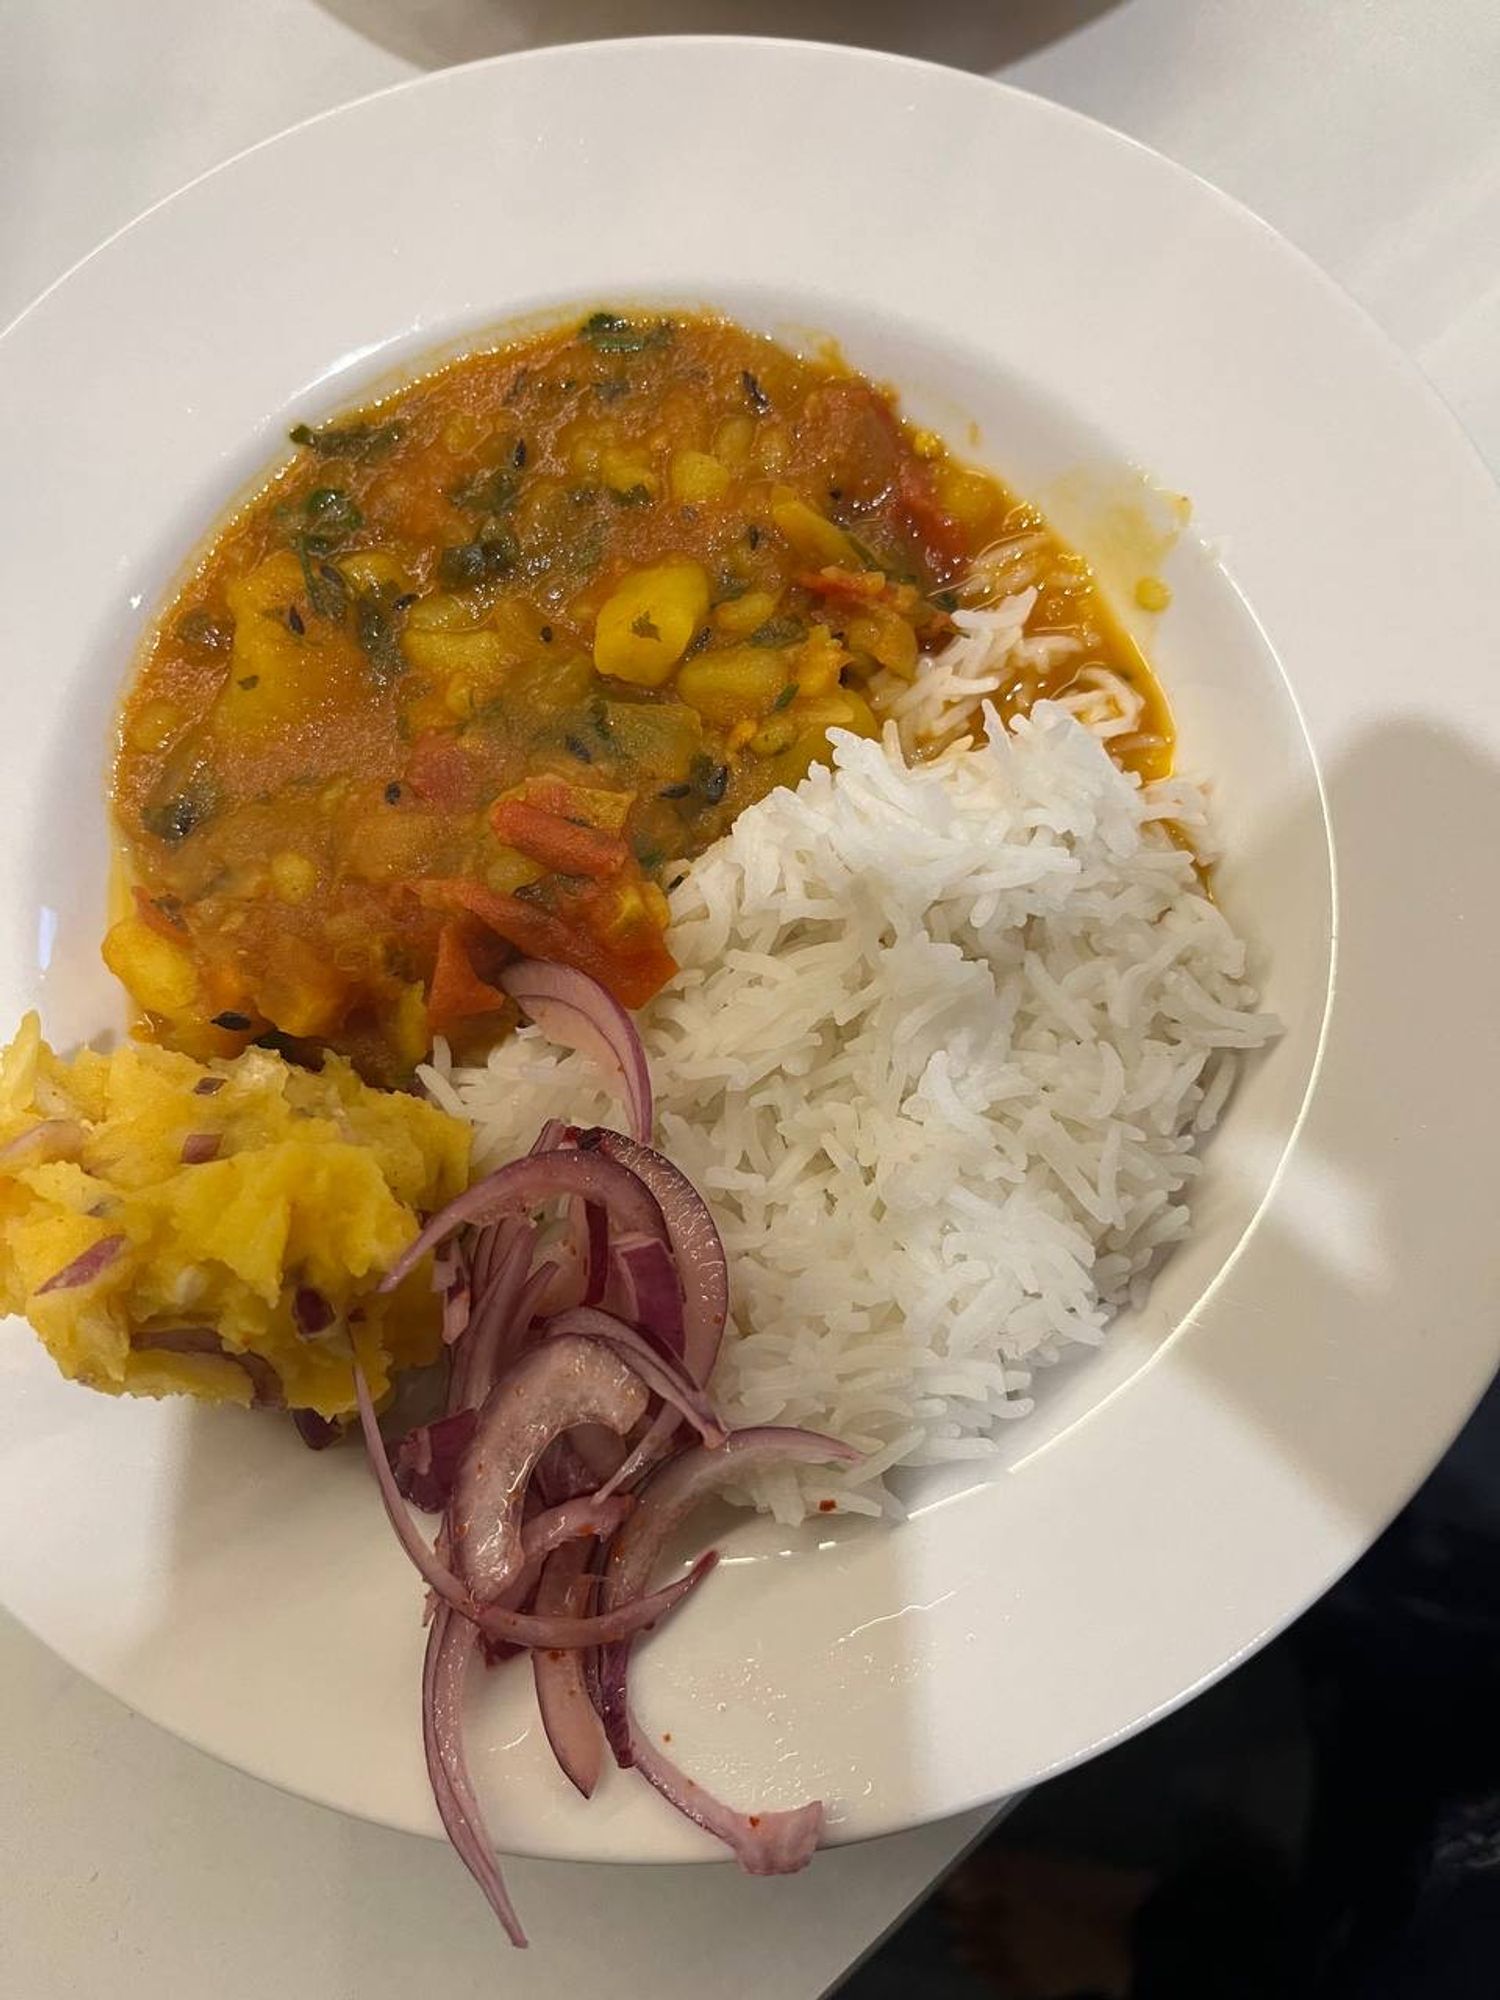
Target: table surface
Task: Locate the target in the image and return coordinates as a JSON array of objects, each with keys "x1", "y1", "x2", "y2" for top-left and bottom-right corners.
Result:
[{"x1": 2, "y1": 3, "x2": 1497, "y2": 1994}]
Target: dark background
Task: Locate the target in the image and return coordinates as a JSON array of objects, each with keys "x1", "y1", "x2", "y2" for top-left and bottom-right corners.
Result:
[{"x1": 837, "y1": 1368, "x2": 1500, "y2": 1999}]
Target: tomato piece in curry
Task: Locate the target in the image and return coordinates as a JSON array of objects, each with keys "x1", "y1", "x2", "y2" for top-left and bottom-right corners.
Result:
[{"x1": 109, "y1": 310, "x2": 1170, "y2": 1083}]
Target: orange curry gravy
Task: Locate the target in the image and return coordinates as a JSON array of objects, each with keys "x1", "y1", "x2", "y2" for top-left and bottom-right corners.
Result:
[{"x1": 109, "y1": 310, "x2": 1171, "y2": 1084}]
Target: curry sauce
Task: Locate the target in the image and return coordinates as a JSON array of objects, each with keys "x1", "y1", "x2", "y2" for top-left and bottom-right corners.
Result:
[{"x1": 110, "y1": 310, "x2": 1170, "y2": 1082}]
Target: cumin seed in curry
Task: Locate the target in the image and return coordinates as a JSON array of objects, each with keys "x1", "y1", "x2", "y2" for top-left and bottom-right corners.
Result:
[{"x1": 108, "y1": 310, "x2": 1170, "y2": 1084}]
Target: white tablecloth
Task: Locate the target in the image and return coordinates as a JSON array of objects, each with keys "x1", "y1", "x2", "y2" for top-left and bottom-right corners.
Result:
[{"x1": 2, "y1": 4, "x2": 1496, "y2": 1994}]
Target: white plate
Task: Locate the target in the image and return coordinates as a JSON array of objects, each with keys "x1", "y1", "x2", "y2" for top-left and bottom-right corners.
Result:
[{"x1": 2, "y1": 38, "x2": 1498, "y2": 1864}]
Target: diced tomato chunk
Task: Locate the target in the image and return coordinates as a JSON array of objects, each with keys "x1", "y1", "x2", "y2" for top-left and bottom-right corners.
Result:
[
  {"x1": 895, "y1": 460, "x2": 970, "y2": 579},
  {"x1": 426, "y1": 920, "x2": 508, "y2": 1036},
  {"x1": 488, "y1": 799, "x2": 629, "y2": 881},
  {"x1": 416, "y1": 877, "x2": 676, "y2": 1011},
  {"x1": 796, "y1": 565, "x2": 888, "y2": 602}
]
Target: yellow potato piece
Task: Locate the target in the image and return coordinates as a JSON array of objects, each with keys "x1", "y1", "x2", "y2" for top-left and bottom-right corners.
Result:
[
  {"x1": 769, "y1": 490, "x2": 856, "y2": 567},
  {"x1": 339, "y1": 548, "x2": 411, "y2": 593},
  {"x1": 593, "y1": 560, "x2": 710, "y2": 686},
  {"x1": 0, "y1": 1015, "x2": 470, "y2": 1419},
  {"x1": 675, "y1": 647, "x2": 790, "y2": 726},
  {"x1": 402, "y1": 627, "x2": 513, "y2": 678},
  {"x1": 101, "y1": 917, "x2": 201, "y2": 1016},
  {"x1": 713, "y1": 589, "x2": 780, "y2": 638},
  {"x1": 270, "y1": 850, "x2": 317, "y2": 905},
  {"x1": 669, "y1": 449, "x2": 731, "y2": 506},
  {"x1": 793, "y1": 624, "x2": 850, "y2": 698},
  {"x1": 845, "y1": 608, "x2": 919, "y2": 677},
  {"x1": 218, "y1": 551, "x2": 322, "y2": 734}
]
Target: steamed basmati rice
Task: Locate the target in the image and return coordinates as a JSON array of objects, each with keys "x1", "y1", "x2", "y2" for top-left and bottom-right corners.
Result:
[{"x1": 425, "y1": 704, "x2": 1278, "y2": 1523}]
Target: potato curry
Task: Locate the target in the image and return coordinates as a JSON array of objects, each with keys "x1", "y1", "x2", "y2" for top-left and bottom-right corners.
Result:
[{"x1": 109, "y1": 310, "x2": 1169, "y2": 1083}]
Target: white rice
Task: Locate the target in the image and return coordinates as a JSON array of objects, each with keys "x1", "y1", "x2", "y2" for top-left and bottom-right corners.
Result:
[
  {"x1": 868, "y1": 593, "x2": 1037, "y2": 754},
  {"x1": 426, "y1": 660, "x2": 1278, "y2": 1523}
]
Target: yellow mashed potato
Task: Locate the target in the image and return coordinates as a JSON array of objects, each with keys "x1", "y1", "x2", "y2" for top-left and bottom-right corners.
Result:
[{"x1": 0, "y1": 1013, "x2": 469, "y2": 1416}]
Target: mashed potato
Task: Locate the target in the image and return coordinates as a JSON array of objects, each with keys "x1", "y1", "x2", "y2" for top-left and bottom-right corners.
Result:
[{"x1": 0, "y1": 1013, "x2": 469, "y2": 1416}]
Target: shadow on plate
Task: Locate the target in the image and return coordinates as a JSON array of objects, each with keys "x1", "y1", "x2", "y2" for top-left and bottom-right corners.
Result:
[
  {"x1": 308, "y1": 0, "x2": 1124, "y2": 77},
  {"x1": 1165, "y1": 713, "x2": 1500, "y2": 1532}
]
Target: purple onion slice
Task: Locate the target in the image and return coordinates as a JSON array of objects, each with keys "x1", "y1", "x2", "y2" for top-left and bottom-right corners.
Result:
[
  {"x1": 380, "y1": 1148, "x2": 667, "y2": 1296},
  {"x1": 37, "y1": 1232, "x2": 125, "y2": 1295},
  {"x1": 594, "y1": 1428, "x2": 859, "y2": 1872},
  {"x1": 448, "y1": 1335, "x2": 648, "y2": 1606},
  {"x1": 532, "y1": 1539, "x2": 605, "y2": 1799},
  {"x1": 499, "y1": 958, "x2": 653, "y2": 1144}
]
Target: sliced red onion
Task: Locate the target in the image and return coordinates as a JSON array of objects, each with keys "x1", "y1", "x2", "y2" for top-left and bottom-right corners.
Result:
[
  {"x1": 602, "y1": 1426, "x2": 860, "y2": 1655},
  {"x1": 608, "y1": 1234, "x2": 685, "y2": 1352},
  {"x1": 474, "y1": 1552, "x2": 715, "y2": 1651},
  {"x1": 495, "y1": 1492, "x2": 633, "y2": 1627},
  {"x1": 579, "y1": 1131, "x2": 726, "y2": 1384},
  {"x1": 526, "y1": 1196, "x2": 592, "y2": 1321},
  {"x1": 467, "y1": 1214, "x2": 524, "y2": 1306},
  {"x1": 531, "y1": 1435, "x2": 603, "y2": 1506},
  {"x1": 543, "y1": 1307, "x2": 727, "y2": 1458},
  {"x1": 595, "y1": 1427, "x2": 859, "y2": 1869},
  {"x1": 353, "y1": 1359, "x2": 713, "y2": 1647},
  {"x1": 469, "y1": 1253, "x2": 556, "y2": 1415},
  {"x1": 533, "y1": 1539, "x2": 605, "y2": 1798},
  {"x1": 133, "y1": 1325, "x2": 219, "y2": 1358},
  {"x1": 233, "y1": 1350, "x2": 283, "y2": 1408},
  {"x1": 394, "y1": 1407, "x2": 479, "y2": 1512},
  {"x1": 381, "y1": 1148, "x2": 668, "y2": 1295},
  {"x1": 582, "y1": 1200, "x2": 608, "y2": 1306},
  {"x1": 627, "y1": 1729, "x2": 826, "y2": 1875},
  {"x1": 520, "y1": 1493, "x2": 632, "y2": 1562},
  {"x1": 355, "y1": 1358, "x2": 486, "y2": 1612},
  {"x1": 567, "y1": 1423, "x2": 631, "y2": 1486},
  {"x1": 179, "y1": 1131, "x2": 222, "y2": 1165},
  {"x1": 434, "y1": 1238, "x2": 472, "y2": 1347},
  {"x1": 133, "y1": 1325, "x2": 284, "y2": 1408},
  {"x1": 450, "y1": 1221, "x2": 535, "y2": 1413},
  {"x1": 528, "y1": 1217, "x2": 584, "y2": 1321},
  {"x1": 466, "y1": 1220, "x2": 525, "y2": 1320},
  {"x1": 292, "y1": 1285, "x2": 336, "y2": 1339},
  {"x1": 0, "y1": 1118, "x2": 84, "y2": 1172},
  {"x1": 36, "y1": 1231, "x2": 125, "y2": 1295},
  {"x1": 424, "y1": 1606, "x2": 528, "y2": 1948},
  {"x1": 581, "y1": 1130, "x2": 728, "y2": 1473},
  {"x1": 499, "y1": 958, "x2": 653, "y2": 1144},
  {"x1": 448, "y1": 1335, "x2": 648, "y2": 1606},
  {"x1": 292, "y1": 1408, "x2": 340, "y2": 1450},
  {"x1": 592, "y1": 1428, "x2": 682, "y2": 1508}
]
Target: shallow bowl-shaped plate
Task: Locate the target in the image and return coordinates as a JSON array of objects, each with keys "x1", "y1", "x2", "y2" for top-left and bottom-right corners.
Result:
[{"x1": 2, "y1": 38, "x2": 1498, "y2": 1863}]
